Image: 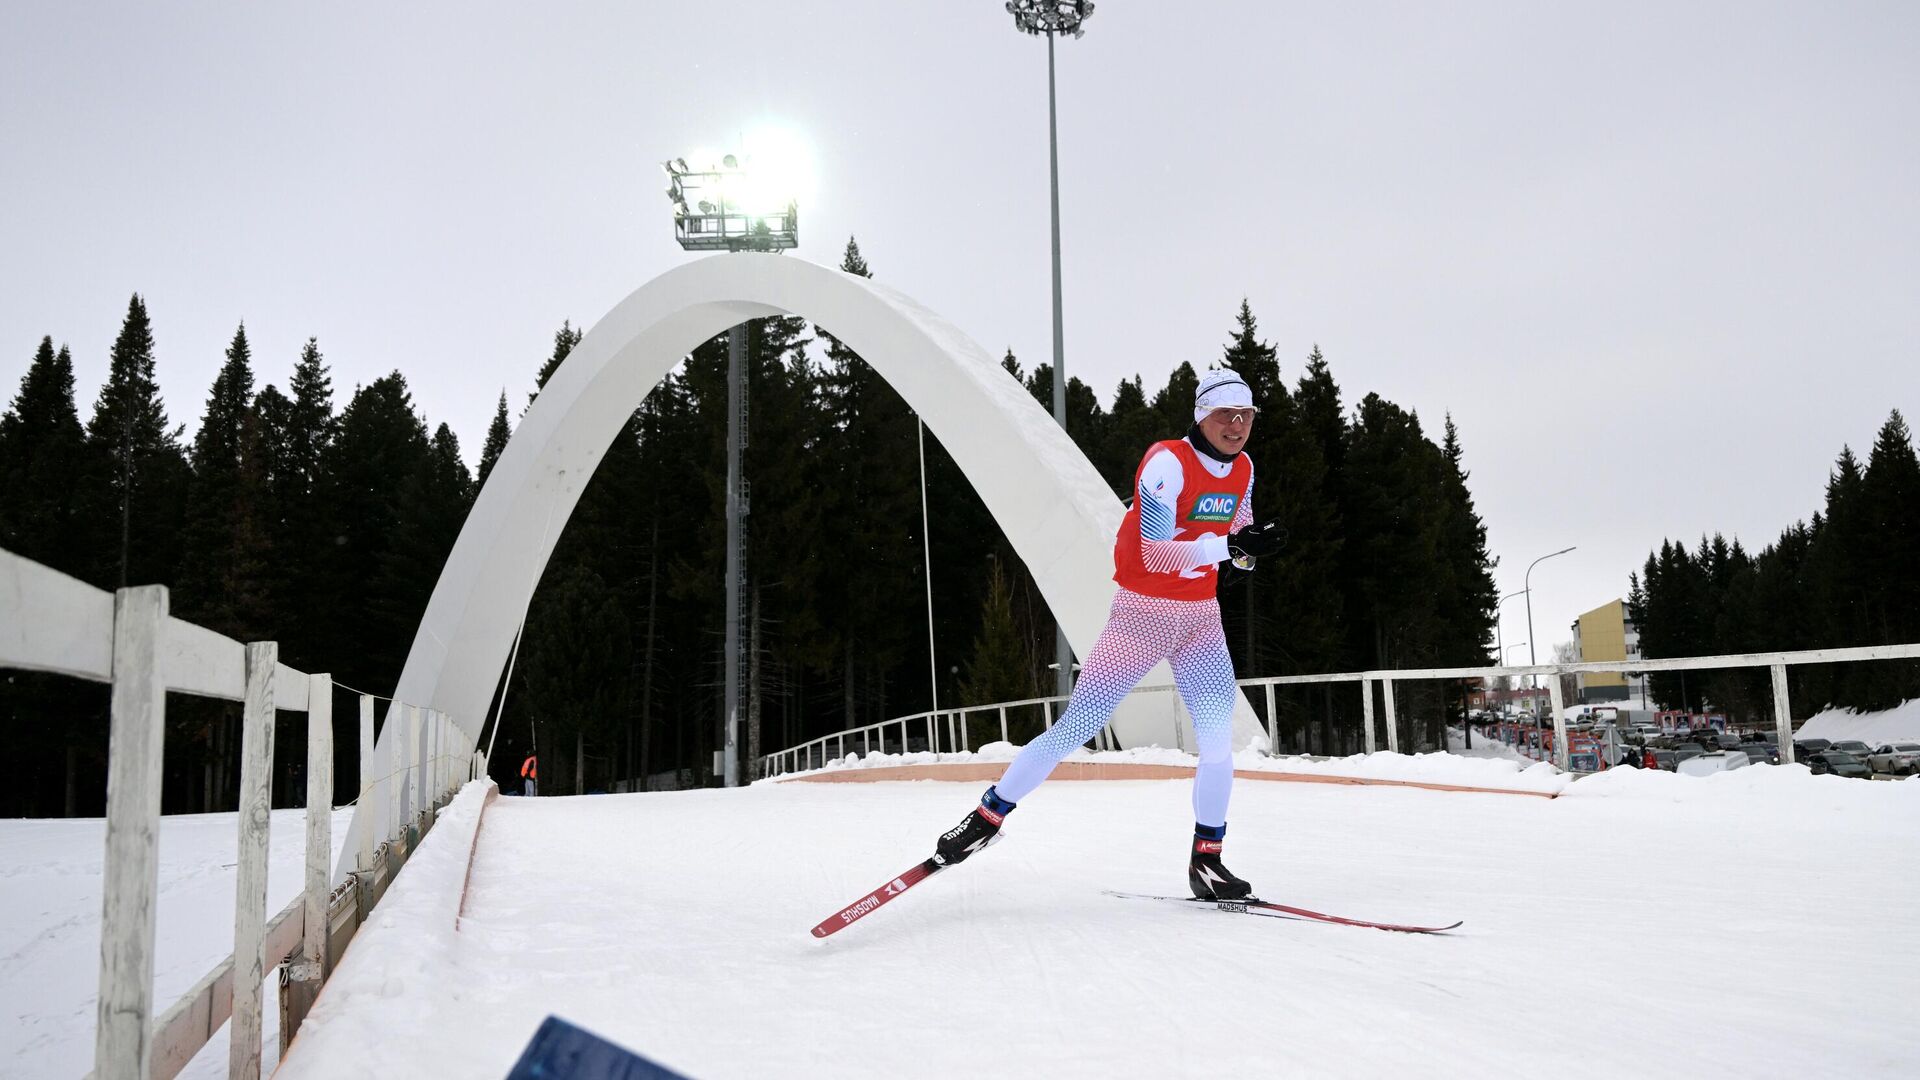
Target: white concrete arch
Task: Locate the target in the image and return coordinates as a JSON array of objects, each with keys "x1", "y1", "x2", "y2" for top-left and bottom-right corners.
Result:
[{"x1": 339, "y1": 254, "x2": 1261, "y2": 874}]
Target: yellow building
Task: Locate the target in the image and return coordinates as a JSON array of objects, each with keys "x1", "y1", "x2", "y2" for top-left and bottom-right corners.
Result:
[{"x1": 1571, "y1": 599, "x2": 1640, "y2": 704}]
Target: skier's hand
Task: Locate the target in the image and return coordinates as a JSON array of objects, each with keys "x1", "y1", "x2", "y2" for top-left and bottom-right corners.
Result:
[{"x1": 1228, "y1": 519, "x2": 1287, "y2": 562}]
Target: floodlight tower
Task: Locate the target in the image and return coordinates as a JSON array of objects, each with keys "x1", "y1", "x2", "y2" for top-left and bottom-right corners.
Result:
[
  {"x1": 1007, "y1": 0, "x2": 1094, "y2": 700},
  {"x1": 665, "y1": 153, "x2": 800, "y2": 787}
]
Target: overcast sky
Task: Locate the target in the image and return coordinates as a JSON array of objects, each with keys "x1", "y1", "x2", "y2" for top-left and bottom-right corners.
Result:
[{"x1": 4, "y1": 2, "x2": 1917, "y2": 664}]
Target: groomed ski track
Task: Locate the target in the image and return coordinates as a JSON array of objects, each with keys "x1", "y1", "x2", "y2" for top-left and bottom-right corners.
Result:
[{"x1": 277, "y1": 771, "x2": 1919, "y2": 1079}]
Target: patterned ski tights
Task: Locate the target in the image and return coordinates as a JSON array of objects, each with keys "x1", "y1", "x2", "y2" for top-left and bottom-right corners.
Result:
[{"x1": 994, "y1": 588, "x2": 1238, "y2": 826}]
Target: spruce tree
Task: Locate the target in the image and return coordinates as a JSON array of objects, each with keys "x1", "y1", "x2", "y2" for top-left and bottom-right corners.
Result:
[
  {"x1": 1293, "y1": 345, "x2": 1347, "y2": 483},
  {"x1": 259, "y1": 338, "x2": 339, "y2": 670},
  {"x1": 960, "y1": 556, "x2": 1042, "y2": 740},
  {"x1": 179, "y1": 323, "x2": 274, "y2": 639},
  {"x1": 1022, "y1": 363, "x2": 1104, "y2": 450},
  {"x1": 374, "y1": 422, "x2": 475, "y2": 678},
  {"x1": 0, "y1": 337, "x2": 88, "y2": 573},
  {"x1": 1341, "y1": 395, "x2": 1447, "y2": 673},
  {"x1": 1150, "y1": 362, "x2": 1200, "y2": 435},
  {"x1": 1858, "y1": 410, "x2": 1920, "y2": 706},
  {"x1": 324, "y1": 373, "x2": 433, "y2": 691},
  {"x1": 532, "y1": 321, "x2": 583, "y2": 398},
  {"x1": 1096, "y1": 376, "x2": 1160, "y2": 498},
  {"x1": 817, "y1": 238, "x2": 922, "y2": 725},
  {"x1": 84, "y1": 294, "x2": 189, "y2": 588},
  {"x1": 478, "y1": 390, "x2": 511, "y2": 487},
  {"x1": 0, "y1": 338, "x2": 102, "y2": 816},
  {"x1": 1434, "y1": 415, "x2": 1499, "y2": 667},
  {"x1": 1221, "y1": 300, "x2": 1283, "y2": 415}
]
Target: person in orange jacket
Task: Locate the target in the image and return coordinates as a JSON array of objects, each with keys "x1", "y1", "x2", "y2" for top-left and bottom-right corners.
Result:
[{"x1": 520, "y1": 754, "x2": 538, "y2": 797}]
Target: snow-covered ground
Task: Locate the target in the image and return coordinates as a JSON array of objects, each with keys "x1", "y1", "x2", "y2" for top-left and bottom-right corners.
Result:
[
  {"x1": 1799, "y1": 698, "x2": 1920, "y2": 744},
  {"x1": 1446, "y1": 725, "x2": 1532, "y2": 763},
  {"x1": 270, "y1": 759, "x2": 1917, "y2": 1079},
  {"x1": 0, "y1": 806, "x2": 352, "y2": 1080}
]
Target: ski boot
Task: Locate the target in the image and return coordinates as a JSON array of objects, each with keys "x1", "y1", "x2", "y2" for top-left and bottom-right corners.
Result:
[
  {"x1": 934, "y1": 786, "x2": 1016, "y2": 866},
  {"x1": 1188, "y1": 824, "x2": 1253, "y2": 901}
]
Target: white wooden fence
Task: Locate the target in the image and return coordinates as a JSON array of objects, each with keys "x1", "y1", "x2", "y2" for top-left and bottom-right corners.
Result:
[
  {"x1": 761, "y1": 642, "x2": 1920, "y2": 776},
  {"x1": 0, "y1": 548, "x2": 478, "y2": 1080}
]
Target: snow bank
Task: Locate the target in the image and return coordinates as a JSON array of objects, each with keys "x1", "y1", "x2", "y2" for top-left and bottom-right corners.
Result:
[
  {"x1": 1565, "y1": 757, "x2": 1919, "y2": 803},
  {"x1": 769, "y1": 741, "x2": 1574, "y2": 794},
  {"x1": 1797, "y1": 697, "x2": 1920, "y2": 743},
  {"x1": 276, "y1": 780, "x2": 497, "y2": 1075}
]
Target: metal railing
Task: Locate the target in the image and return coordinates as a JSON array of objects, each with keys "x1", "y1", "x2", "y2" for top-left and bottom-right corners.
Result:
[
  {"x1": 761, "y1": 643, "x2": 1920, "y2": 777},
  {"x1": 760, "y1": 690, "x2": 1143, "y2": 777},
  {"x1": 0, "y1": 548, "x2": 477, "y2": 1080}
]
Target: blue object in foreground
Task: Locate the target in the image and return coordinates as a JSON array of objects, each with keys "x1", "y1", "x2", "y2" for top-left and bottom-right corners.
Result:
[{"x1": 504, "y1": 1016, "x2": 691, "y2": 1080}]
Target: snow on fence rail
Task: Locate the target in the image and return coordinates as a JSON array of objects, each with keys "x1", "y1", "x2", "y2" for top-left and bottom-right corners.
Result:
[
  {"x1": 760, "y1": 638, "x2": 1920, "y2": 777},
  {"x1": 0, "y1": 548, "x2": 476, "y2": 1080}
]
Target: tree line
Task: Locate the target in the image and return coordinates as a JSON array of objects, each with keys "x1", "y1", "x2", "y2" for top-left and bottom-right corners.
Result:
[
  {"x1": 0, "y1": 238, "x2": 1498, "y2": 815},
  {"x1": 1629, "y1": 409, "x2": 1920, "y2": 720}
]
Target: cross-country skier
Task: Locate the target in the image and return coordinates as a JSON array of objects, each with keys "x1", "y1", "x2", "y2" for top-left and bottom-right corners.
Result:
[{"x1": 933, "y1": 368, "x2": 1287, "y2": 900}]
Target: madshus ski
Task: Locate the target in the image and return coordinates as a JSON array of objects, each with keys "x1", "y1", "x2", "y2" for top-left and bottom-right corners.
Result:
[
  {"x1": 1106, "y1": 890, "x2": 1462, "y2": 934},
  {"x1": 810, "y1": 835, "x2": 1002, "y2": 939}
]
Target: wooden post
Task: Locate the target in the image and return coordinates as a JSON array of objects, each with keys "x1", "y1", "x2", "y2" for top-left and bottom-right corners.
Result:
[
  {"x1": 1772, "y1": 664, "x2": 1795, "y2": 764},
  {"x1": 1263, "y1": 683, "x2": 1278, "y2": 754},
  {"x1": 1383, "y1": 679, "x2": 1400, "y2": 753},
  {"x1": 1360, "y1": 678, "x2": 1375, "y2": 755},
  {"x1": 281, "y1": 672, "x2": 333, "y2": 1051},
  {"x1": 389, "y1": 701, "x2": 406, "y2": 844},
  {"x1": 413, "y1": 704, "x2": 427, "y2": 816},
  {"x1": 357, "y1": 695, "x2": 375, "y2": 873},
  {"x1": 1548, "y1": 671, "x2": 1570, "y2": 771},
  {"x1": 94, "y1": 585, "x2": 169, "y2": 1080},
  {"x1": 230, "y1": 641, "x2": 277, "y2": 1080},
  {"x1": 303, "y1": 673, "x2": 332, "y2": 972}
]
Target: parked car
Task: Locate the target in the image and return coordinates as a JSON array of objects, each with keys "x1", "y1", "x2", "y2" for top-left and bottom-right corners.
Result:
[
  {"x1": 1707, "y1": 731, "x2": 1742, "y2": 750},
  {"x1": 1806, "y1": 751, "x2": 1871, "y2": 779},
  {"x1": 1794, "y1": 738, "x2": 1833, "y2": 757},
  {"x1": 1671, "y1": 747, "x2": 1706, "y2": 769},
  {"x1": 1827, "y1": 740, "x2": 1875, "y2": 759},
  {"x1": 1735, "y1": 743, "x2": 1779, "y2": 765},
  {"x1": 1651, "y1": 750, "x2": 1677, "y2": 771},
  {"x1": 1866, "y1": 743, "x2": 1920, "y2": 775},
  {"x1": 1677, "y1": 751, "x2": 1750, "y2": 777}
]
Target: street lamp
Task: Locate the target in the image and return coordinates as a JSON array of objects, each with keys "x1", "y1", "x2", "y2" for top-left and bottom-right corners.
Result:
[
  {"x1": 1501, "y1": 643, "x2": 1529, "y2": 716},
  {"x1": 1524, "y1": 546, "x2": 1576, "y2": 722},
  {"x1": 664, "y1": 146, "x2": 803, "y2": 787},
  {"x1": 916, "y1": 414, "x2": 939, "y2": 734},
  {"x1": 1007, "y1": 0, "x2": 1093, "y2": 699}
]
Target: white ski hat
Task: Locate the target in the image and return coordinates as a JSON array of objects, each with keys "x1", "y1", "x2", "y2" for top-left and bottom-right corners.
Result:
[{"x1": 1193, "y1": 368, "x2": 1257, "y2": 422}]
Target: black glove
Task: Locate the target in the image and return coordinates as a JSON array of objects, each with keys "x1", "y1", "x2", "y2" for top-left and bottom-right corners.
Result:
[{"x1": 1228, "y1": 519, "x2": 1287, "y2": 562}]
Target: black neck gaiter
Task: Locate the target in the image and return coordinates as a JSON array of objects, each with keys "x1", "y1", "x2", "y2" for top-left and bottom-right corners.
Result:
[{"x1": 1187, "y1": 424, "x2": 1240, "y2": 465}]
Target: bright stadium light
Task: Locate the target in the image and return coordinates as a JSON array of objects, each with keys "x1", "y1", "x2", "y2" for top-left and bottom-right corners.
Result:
[
  {"x1": 661, "y1": 139, "x2": 803, "y2": 253},
  {"x1": 1007, "y1": 0, "x2": 1095, "y2": 38}
]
